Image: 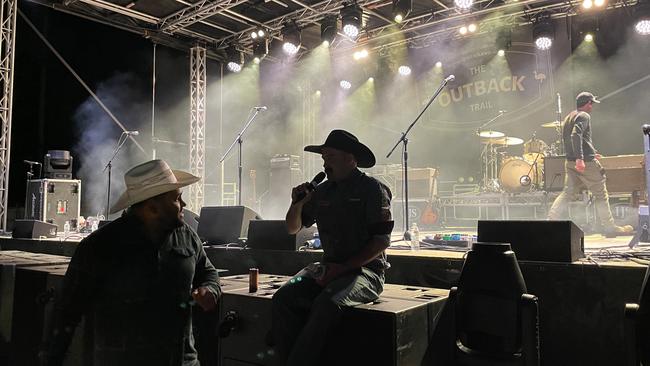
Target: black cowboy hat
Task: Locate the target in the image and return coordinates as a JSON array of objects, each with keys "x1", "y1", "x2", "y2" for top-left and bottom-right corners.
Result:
[{"x1": 304, "y1": 129, "x2": 376, "y2": 168}]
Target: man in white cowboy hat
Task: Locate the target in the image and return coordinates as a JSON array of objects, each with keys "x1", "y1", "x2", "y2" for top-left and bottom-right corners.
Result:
[
  {"x1": 47, "y1": 159, "x2": 221, "y2": 366},
  {"x1": 271, "y1": 130, "x2": 394, "y2": 365}
]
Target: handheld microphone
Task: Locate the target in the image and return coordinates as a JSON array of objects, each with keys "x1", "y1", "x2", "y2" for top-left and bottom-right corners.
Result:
[
  {"x1": 294, "y1": 172, "x2": 326, "y2": 203},
  {"x1": 23, "y1": 160, "x2": 41, "y2": 165},
  {"x1": 125, "y1": 130, "x2": 139, "y2": 136},
  {"x1": 444, "y1": 75, "x2": 455, "y2": 82},
  {"x1": 254, "y1": 106, "x2": 268, "y2": 111},
  {"x1": 499, "y1": 110, "x2": 507, "y2": 114}
]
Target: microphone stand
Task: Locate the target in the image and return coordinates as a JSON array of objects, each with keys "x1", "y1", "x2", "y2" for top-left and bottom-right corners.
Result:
[
  {"x1": 103, "y1": 132, "x2": 131, "y2": 218},
  {"x1": 387, "y1": 76, "x2": 453, "y2": 238},
  {"x1": 23, "y1": 162, "x2": 39, "y2": 219},
  {"x1": 220, "y1": 107, "x2": 264, "y2": 206}
]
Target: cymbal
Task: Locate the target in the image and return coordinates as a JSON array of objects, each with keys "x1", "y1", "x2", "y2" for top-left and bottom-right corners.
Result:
[
  {"x1": 541, "y1": 121, "x2": 561, "y2": 128},
  {"x1": 489, "y1": 136, "x2": 524, "y2": 146},
  {"x1": 478, "y1": 130, "x2": 505, "y2": 138}
]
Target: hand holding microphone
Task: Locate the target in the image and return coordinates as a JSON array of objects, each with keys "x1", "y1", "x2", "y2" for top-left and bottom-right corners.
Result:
[{"x1": 292, "y1": 172, "x2": 326, "y2": 205}]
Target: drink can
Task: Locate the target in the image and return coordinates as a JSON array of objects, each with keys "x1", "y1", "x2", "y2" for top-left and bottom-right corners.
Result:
[{"x1": 249, "y1": 268, "x2": 259, "y2": 293}]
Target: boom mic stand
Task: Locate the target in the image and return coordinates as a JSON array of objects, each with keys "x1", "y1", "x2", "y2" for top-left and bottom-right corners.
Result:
[
  {"x1": 220, "y1": 106, "x2": 266, "y2": 206},
  {"x1": 387, "y1": 75, "x2": 454, "y2": 238},
  {"x1": 103, "y1": 132, "x2": 132, "y2": 218}
]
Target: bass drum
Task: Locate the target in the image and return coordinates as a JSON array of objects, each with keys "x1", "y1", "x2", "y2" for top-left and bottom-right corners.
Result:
[{"x1": 499, "y1": 157, "x2": 542, "y2": 193}]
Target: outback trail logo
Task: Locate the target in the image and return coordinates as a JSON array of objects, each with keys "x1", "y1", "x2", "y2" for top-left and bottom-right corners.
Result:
[{"x1": 438, "y1": 76, "x2": 527, "y2": 107}]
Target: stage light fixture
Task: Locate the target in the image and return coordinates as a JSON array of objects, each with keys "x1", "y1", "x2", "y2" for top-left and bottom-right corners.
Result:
[
  {"x1": 253, "y1": 38, "x2": 268, "y2": 61},
  {"x1": 368, "y1": 77, "x2": 374, "y2": 82},
  {"x1": 635, "y1": 1, "x2": 650, "y2": 35},
  {"x1": 340, "y1": 80, "x2": 352, "y2": 90},
  {"x1": 435, "y1": 61, "x2": 443, "y2": 68},
  {"x1": 582, "y1": 0, "x2": 593, "y2": 9},
  {"x1": 398, "y1": 65, "x2": 411, "y2": 76},
  {"x1": 455, "y1": 0, "x2": 473, "y2": 11},
  {"x1": 321, "y1": 15, "x2": 338, "y2": 46},
  {"x1": 468, "y1": 23, "x2": 477, "y2": 32},
  {"x1": 459, "y1": 26, "x2": 468, "y2": 35},
  {"x1": 393, "y1": 0, "x2": 412, "y2": 23},
  {"x1": 532, "y1": 12, "x2": 554, "y2": 50},
  {"x1": 282, "y1": 21, "x2": 301, "y2": 55},
  {"x1": 226, "y1": 45, "x2": 243, "y2": 73},
  {"x1": 584, "y1": 33, "x2": 594, "y2": 41},
  {"x1": 353, "y1": 49, "x2": 369, "y2": 60},
  {"x1": 341, "y1": 3, "x2": 363, "y2": 39},
  {"x1": 497, "y1": 49, "x2": 505, "y2": 56},
  {"x1": 594, "y1": 0, "x2": 606, "y2": 6}
]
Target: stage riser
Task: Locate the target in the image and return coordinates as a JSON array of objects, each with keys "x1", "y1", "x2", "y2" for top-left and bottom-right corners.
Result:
[
  {"x1": 203, "y1": 247, "x2": 646, "y2": 366},
  {"x1": 0, "y1": 239, "x2": 646, "y2": 366}
]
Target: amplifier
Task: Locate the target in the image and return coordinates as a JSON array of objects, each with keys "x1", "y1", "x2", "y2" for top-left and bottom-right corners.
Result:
[
  {"x1": 24, "y1": 179, "x2": 81, "y2": 231},
  {"x1": 396, "y1": 168, "x2": 438, "y2": 200},
  {"x1": 217, "y1": 276, "x2": 448, "y2": 366},
  {"x1": 544, "y1": 156, "x2": 566, "y2": 192},
  {"x1": 600, "y1": 154, "x2": 644, "y2": 194}
]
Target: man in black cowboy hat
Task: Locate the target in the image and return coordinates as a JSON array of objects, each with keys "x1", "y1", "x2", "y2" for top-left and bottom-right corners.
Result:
[
  {"x1": 271, "y1": 130, "x2": 394, "y2": 365},
  {"x1": 548, "y1": 92, "x2": 633, "y2": 236}
]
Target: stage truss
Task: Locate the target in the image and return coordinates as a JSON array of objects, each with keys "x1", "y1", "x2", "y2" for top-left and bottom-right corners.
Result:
[
  {"x1": 189, "y1": 45, "x2": 207, "y2": 212},
  {"x1": 0, "y1": 0, "x2": 16, "y2": 232}
]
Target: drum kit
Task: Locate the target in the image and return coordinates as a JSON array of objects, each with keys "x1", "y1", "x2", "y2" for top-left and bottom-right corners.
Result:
[{"x1": 478, "y1": 121, "x2": 563, "y2": 193}]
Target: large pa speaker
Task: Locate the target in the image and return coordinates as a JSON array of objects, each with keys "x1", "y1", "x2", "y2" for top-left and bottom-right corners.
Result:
[
  {"x1": 12, "y1": 220, "x2": 57, "y2": 239},
  {"x1": 246, "y1": 219, "x2": 317, "y2": 250},
  {"x1": 477, "y1": 220, "x2": 584, "y2": 262},
  {"x1": 197, "y1": 206, "x2": 261, "y2": 245},
  {"x1": 544, "y1": 156, "x2": 566, "y2": 192}
]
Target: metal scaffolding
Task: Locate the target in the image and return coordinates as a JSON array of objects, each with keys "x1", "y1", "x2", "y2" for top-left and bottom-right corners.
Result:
[
  {"x1": 189, "y1": 45, "x2": 207, "y2": 212},
  {"x1": 0, "y1": 0, "x2": 17, "y2": 232}
]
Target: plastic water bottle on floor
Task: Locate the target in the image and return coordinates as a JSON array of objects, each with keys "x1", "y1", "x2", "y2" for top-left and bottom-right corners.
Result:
[{"x1": 410, "y1": 223, "x2": 420, "y2": 251}]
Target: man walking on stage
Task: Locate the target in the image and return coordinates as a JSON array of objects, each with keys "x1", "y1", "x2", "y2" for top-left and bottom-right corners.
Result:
[
  {"x1": 548, "y1": 91, "x2": 633, "y2": 236},
  {"x1": 271, "y1": 129, "x2": 394, "y2": 365}
]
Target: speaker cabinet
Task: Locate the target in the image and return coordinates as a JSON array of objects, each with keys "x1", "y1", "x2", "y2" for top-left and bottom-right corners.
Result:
[
  {"x1": 12, "y1": 219, "x2": 58, "y2": 239},
  {"x1": 197, "y1": 206, "x2": 261, "y2": 245},
  {"x1": 217, "y1": 277, "x2": 448, "y2": 366},
  {"x1": 11, "y1": 265, "x2": 89, "y2": 366},
  {"x1": 477, "y1": 220, "x2": 584, "y2": 262},
  {"x1": 246, "y1": 220, "x2": 317, "y2": 250},
  {"x1": 544, "y1": 156, "x2": 566, "y2": 192}
]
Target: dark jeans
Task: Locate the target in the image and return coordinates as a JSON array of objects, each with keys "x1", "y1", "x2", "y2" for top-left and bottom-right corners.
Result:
[{"x1": 271, "y1": 265, "x2": 384, "y2": 366}]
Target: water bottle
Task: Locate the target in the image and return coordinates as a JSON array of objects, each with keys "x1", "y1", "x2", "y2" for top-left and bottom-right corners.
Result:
[
  {"x1": 410, "y1": 223, "x2": 420, "y2": 251},
  {"x1": 63, "y1": 221, "x2": 70, "y2": 237},
  {"x1": 91, "y1": 219, "x2": 99, "y2": 232}
]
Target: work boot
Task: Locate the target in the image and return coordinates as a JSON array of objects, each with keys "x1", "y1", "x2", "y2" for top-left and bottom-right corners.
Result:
[{"x1": 603, "y1": 224, "x2": 634, "y2": 238}]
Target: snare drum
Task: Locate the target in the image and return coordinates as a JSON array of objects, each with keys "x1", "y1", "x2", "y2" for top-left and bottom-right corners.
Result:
[{"x1": 499, "y1": 157, "x2": 542, "y2": 193}]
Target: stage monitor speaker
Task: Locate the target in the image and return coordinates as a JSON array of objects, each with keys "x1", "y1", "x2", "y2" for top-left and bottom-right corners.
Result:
[
  {"x1": 246, "y1": 220, "x2": 317, "y2": 250},
  {"x1": 477, "y1": 220, "x2": 584, "y2": 262},
  {"x1": 12, "y1": 220, "x2": 57, "y2": 239},
  {"x1": 544, "y1": 156, "x2": 566, "y2": 192},
  {"x1": 197, "y1": 206, "x2": 261, "y2": 245}
]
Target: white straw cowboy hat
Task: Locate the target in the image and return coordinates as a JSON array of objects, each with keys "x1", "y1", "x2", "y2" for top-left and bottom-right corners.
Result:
[{"x1": 110, "y1": 159, "x2": 200, "y2": 214}]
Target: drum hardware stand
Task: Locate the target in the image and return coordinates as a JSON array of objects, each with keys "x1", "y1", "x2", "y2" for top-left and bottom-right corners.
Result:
[
  {"x1": 387, "y1": 75, "x2": 454, "y2": 237},
  {"x1": 556, "y1": 93, "x2": 565, "y2": 155},
  {"x1": 477, "y1": 110, "x2": 506, "y2": 192}
]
